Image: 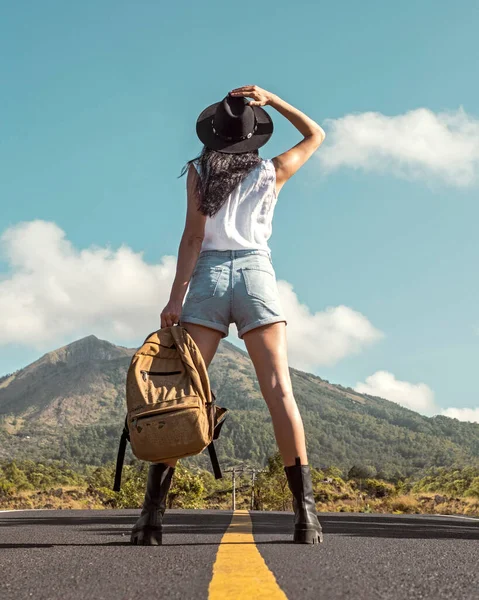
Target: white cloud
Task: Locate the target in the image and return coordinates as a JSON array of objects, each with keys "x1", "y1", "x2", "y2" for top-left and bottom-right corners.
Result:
[
  {"x1": 354, "y1": 370, "x2": 479, "y2": 423},
  {"x1": 320, "y1": 106, "x2": 479, "y2": 187},
  {"x1": 441, "y1": 407, "x2": 479, "y2": 424},
  {"x1": 354, "y1": 370, "x2": 436, "y2": 414},
  {"x1": 0, "y1": 221, "x2": 382, "y2": 369},
  {"x1": 0, "y1": 220, "x2": 177, "y2": 348},
  {"x1": 275, "y1": 282, "x2": 383, "y2": 371}
]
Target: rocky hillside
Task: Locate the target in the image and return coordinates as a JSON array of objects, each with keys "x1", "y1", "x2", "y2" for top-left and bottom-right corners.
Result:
[{"x1": 1, "y1": 334, "x2": 478, "y2": 477}]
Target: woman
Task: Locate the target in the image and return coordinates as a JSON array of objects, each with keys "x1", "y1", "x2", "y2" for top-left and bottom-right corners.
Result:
[{"x1": 131, "y1": 85, "x2": 326, "y2": 545}]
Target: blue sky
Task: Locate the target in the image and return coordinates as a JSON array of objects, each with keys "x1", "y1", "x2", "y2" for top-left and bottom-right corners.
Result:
[{"x1": 1, "y1": 1, "x2": 478, "y2": 420}]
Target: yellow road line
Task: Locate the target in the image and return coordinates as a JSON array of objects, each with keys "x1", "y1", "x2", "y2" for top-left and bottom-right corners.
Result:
[{"x1": 208, "y1": 510, "x2": 288, "y2": 600}]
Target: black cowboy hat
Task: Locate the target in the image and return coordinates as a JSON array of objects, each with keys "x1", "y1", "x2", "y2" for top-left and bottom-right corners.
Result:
[{"x1": 196, "y1": 93, "x2": 274, "y2": 154}]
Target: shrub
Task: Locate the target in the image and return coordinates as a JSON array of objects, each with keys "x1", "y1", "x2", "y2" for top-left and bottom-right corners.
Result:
[
  {"x1": 387, "y1": 495, "x2": 419, "y2": 514},
  {"x1": 363, "y1": 478, "x2": 396, "y2": 498},
  {"x1": 464, "y1": 477, "x2": 479, "y2": 499}
]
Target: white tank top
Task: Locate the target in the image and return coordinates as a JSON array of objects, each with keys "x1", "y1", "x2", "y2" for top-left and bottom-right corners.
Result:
[{"x1": 193, "y1": 158, "x2": 278, "y2": 252}]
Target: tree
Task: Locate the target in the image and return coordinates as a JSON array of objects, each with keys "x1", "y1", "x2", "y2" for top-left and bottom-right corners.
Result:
[
  {"x1": 348, "y1": 464, "x2": 377, "y2": 481},
  {"x1": 253, "y1": 452, "x2": 291, "y2": 511},
  {"x1": 168, "y1": 464, "x2": 205, "y2": 509}
]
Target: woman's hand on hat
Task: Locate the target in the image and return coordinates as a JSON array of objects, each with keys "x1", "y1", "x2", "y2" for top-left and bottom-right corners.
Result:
[{"x1": 229, "y1": 85, "x2": 272, "y2": 107}]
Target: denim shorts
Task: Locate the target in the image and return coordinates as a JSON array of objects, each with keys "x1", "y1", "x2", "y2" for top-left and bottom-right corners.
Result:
[{"x1": 179, "y1": 249, "x2": 287, "y2": 339}]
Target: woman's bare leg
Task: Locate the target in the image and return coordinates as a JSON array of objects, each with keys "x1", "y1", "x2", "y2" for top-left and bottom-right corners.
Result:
[{"x1": 242, "y1": 322, "x2": 308, "y2": 466}]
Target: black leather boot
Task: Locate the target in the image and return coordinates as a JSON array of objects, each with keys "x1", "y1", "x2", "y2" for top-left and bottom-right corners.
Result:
[
  {"x1": 284, "y1": 457, "x2": 323, "y2": 544},
  {"x1": 130, "y1": 462, "x2": 175, "y2": 546}
]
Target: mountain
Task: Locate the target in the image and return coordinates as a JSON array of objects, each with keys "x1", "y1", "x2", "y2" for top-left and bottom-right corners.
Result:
[
  {"x1": 1, "y1": 335, "x2": 478, "y2": 477},
  {"x1": 0, "y1": 335, "x2": 133, "y2": 426}
]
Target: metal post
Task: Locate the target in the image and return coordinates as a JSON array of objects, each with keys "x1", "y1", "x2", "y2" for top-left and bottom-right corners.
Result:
[
  {"x1": 232, "y1": 468, "x2": 236, "y2": 511},
  {"x1": 250, "y1": 470, "x2": 255, "y2": 510}
]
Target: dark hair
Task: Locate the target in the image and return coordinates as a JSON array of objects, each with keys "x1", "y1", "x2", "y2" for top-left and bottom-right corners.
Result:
[{"x1": 179, "y1": 146, "x2": 263, "y2": 217}]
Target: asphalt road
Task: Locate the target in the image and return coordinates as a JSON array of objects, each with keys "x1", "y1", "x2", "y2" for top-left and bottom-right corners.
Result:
[{"x1": 0, "y1": 509, "x2": 478, "y2": 600}]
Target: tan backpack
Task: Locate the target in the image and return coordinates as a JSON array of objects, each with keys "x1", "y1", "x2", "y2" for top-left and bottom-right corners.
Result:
[{"x1": 113, "y1": 325, "x2": 227, "y2": 491}]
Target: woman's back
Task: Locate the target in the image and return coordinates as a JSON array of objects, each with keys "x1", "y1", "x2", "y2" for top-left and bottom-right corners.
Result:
[{"x1": 193, "y1": 158, "x2": 278, "y2": 252}]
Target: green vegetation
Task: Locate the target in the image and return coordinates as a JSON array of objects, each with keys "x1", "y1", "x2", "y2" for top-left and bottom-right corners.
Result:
[
  {"x1": 2, "y1": 370, "x2": 479, "y2": 478},
  {"x1": 1, "y1": 335, "x2": 479, "y2": 495},
  {"x1": 1, "y1": 454, "x2": 478, "y2": 516}
]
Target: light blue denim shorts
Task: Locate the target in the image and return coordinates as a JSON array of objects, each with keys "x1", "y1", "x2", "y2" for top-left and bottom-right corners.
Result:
[{"x1": 179, "y1": 249, "x2": 287, "y2": 339}]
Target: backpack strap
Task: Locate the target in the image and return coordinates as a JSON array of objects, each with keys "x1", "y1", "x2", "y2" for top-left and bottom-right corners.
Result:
[
  {"x1": 113, "y1": 415, "x2": 130, "y2": 492},
  {"x1": 207, "y1": 405, "x2": 227, "y2": 479},
  {"x1": 213, "y1": 405, "x2": 227, "y2": 440},
  {"x1": 207, "y1": 441, "x2": 222, "y2": 479}
]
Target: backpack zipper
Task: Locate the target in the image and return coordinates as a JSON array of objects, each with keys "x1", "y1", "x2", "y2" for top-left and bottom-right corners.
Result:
[
  {"x1": 141, "y1": 369, "x2": 182, "y2": 382},
  {"x1": 131, "y1": 401, "x2": 199, "y2": 426}
]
